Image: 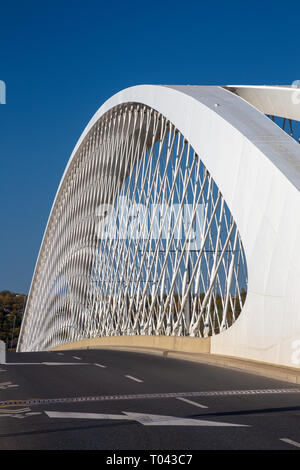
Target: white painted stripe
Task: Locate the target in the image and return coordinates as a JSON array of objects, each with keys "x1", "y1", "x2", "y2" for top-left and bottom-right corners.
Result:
[
  {"x1": 94, "y1": 363, "x2": 107, "y2": 368},
  {"x1": 125, "y1": 375, "x2": 143, "y2": 383},
  {"x1": 176, "y1": 397, "x2": 208, "y2": 408},
  {"x1": 280, "y1": 438, "x2": 300, "y2": 448},
  {"x1": 6, "y1": 362, "x2": 89, "y2": 366},
  {"x1": 6, "y1": 363, "x2": 45, "y2": 365},
  {"x1": 57, "y1": 353, "x2": 64, "y2": 356},
  {"x1": 0, "y1": 407, "x2": 31, "y2": 414},
  {"x1": 43, "y1": 362, "x2": 88, "y2": 366},
  {"x1": 0, "y1": 382, "x2": 19, "y2": 390},
  {"x1": 45, "y1": 410, "x2": 248, "y2": 427},
  {"x1": 73, "y1": 356, "x2": 82, "y2": 360}
]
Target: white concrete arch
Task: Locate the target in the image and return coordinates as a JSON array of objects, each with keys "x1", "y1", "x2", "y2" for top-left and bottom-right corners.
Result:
[
  {"x1": 18, "y1": 85, "x2": 300, "y2": 369},
  {"x1": 225, "y1": 85, "x2": 300, "y2": 121}
]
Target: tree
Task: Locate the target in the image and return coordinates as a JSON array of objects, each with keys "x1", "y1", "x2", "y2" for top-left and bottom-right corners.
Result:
[{"x1": 0, "y1": 291, "x2": 27, "y2": 351}]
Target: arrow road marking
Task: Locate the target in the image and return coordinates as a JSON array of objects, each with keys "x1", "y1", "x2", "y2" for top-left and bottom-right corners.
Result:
[
  {"x1": 0, "y1": 382, "x2": 19, "y2": 390},
  {"x1": 45, "y1": 410, "x2": 249, "y2": 427}
]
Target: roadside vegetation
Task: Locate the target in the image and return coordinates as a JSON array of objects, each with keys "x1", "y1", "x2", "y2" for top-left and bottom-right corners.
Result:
[{"x1": 0, "y1": 291, "x2": 26, "y2": 351}]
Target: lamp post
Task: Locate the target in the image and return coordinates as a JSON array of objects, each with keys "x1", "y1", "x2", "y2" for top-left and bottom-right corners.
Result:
[
  {"x1": 6, "y1": 314, "x2": 16, "y2": 351},
  {"x1": 7, "y1": 294, "x2": 26, "y2": 351}
]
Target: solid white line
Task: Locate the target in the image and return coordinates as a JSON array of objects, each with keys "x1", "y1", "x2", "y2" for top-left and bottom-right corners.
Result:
[
  {"x1": 94, "y1": 363, "x2": 107, "y2": 368},
  {"x1": 43, "y1": 362, "x2": 88, "y2": 366},
  {"x1": 280, "y1": 438, "x2": 300, "y2": 448},
  {"x1": 73, "y1": 356, "x2": 82, "y2": 360},
  {"x1": 6, "y1": 362, "x2": 89, "y2": 366},
  {"x1": 125, "y1": 375, "x2": 143, "y2": 383},
  {"x1": 6, "y1": 363, "x2": 44, "y2": 365},
  {"x1": 176, "y1": 397, "x2": 208, "y2": 408}
]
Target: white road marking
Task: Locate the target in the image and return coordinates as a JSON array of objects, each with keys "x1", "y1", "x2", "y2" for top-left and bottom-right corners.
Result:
[
  {"x1": 0, "y1": 369, "x2": 6, "y2": 373},
  {"x1": 43, "y1": 362, "x2": 88, "y2": 366},
  {"x1": 45, "y1": 410, "x2": 249, "y2": 427},
  {"x1": 176, "y1": 397, "x2": 208, "y2": 408},
  {"x1": 73, "y1": 356, "x2": 82, "y2": 360},
  {"x1": 280, "y1": 438, "x2": 300, "y2": 448},
  {"x1": 94, "y1": 363, "x2": 107, "y2": 368},
  {"x1": 0, "y1": 382, "x2": 19, "y2": 390},
  {"x1": 1, "y1": 388, "x2": 300, "y2": 408},
  {"x1": 6, "y1": 362, "x2": 89, "y2": 366},
  {"x1": 6, "y1": 363, "x2": 45, "y2": 365},
  {"x1": 57, "y1": 353, "x2": 64, "y2": 356},
  {"x1": 125, "y1": 375, "x2": 143, "y2": 383},
  {"x1": 0, "y1": 408, "x2": 42, "y2": 419}
]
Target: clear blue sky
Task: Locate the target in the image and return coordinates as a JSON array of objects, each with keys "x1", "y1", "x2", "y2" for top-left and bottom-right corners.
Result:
[{"x1": 0, "y1": 0, "x2": 299, "y2": 294}]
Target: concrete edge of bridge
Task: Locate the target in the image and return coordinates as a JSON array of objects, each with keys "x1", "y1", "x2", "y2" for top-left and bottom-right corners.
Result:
[{"x1": 51, "y1": 335, "x2": 300, "y2": 385}]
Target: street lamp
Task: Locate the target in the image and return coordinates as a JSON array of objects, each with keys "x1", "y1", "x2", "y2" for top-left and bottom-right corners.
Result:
[
  {"x1": 7, "y1": 295, "x2": 26, "y2": 351},
  {"x1": 6, "y1": 314, "x2": 16, "y2": 350}
]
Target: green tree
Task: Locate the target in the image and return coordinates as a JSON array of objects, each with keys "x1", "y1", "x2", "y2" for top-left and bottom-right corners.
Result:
[{"x1": 0, "y1": 291, "x2": 27, "y2": 351}]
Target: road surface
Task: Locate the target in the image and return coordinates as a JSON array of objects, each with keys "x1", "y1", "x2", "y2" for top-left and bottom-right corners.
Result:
[{"x1": 0, "y1": 349, "x2": 299, "y2": 450}]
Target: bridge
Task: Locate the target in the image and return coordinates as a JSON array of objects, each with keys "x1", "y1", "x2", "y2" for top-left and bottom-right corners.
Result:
[{"x1": 17, "y1": 85, "x2": 300, "y2": 371}]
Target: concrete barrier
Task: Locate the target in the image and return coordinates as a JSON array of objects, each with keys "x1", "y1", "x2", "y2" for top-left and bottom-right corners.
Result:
[
  {"x1": 51, "y1": 335, "x2": 211, "y2": 355},
  {"x1": 51, "y1": 335, "x2": 300, "y2": 385}
]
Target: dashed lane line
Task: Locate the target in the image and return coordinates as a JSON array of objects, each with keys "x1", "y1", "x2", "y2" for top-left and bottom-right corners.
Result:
[
  {"x1": 0, "y1": 388, "x2": 299, "y2": 408},
  {"x1": 125, "y1": 375, "x2": 143, "y2": 383},
  {"x1": 72, "y1": 356, "x2": 82, "y2": 361},
  {"x1": 0, "y1": 382, "x2": 19, "y2": 390},
  {"x1": 176, "y1": 397, "x2": 208, "y2": 408},
  {"x1": 280, "y1": 438, "x2": 300, "y2": 448},
  {"x1": 94, "y1": 363, "x2": 107, "y2": 368}
]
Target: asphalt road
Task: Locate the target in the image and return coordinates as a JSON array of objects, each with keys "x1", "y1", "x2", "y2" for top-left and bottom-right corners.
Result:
[{"x1": 0, "y1": 349, "x2": 300, "y2": 451}]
